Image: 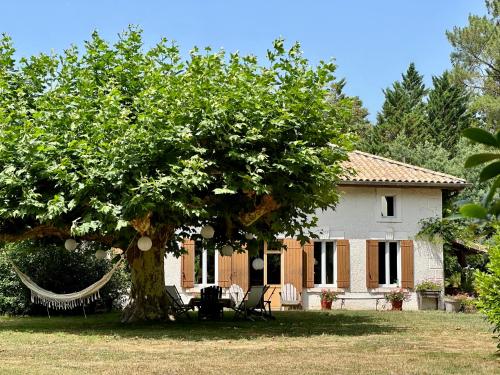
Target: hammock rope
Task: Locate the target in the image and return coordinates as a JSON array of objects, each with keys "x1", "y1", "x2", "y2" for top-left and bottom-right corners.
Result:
[
  {"x1": 8, "y1": 234, "x2": 137, "y2": 310},
  {"x1": 10, "y1": 257, "x2": 125, "y2": 310}
]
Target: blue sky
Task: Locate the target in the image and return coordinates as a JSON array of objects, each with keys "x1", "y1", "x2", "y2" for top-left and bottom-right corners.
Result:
[{"x1": 0, "y1": 0, "x2": 486, "y2": 121}]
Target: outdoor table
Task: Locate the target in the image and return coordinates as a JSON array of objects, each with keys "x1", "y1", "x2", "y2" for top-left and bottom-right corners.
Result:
[{"x1": 189, "y1": 297, "x2": 233, "y2": 309}]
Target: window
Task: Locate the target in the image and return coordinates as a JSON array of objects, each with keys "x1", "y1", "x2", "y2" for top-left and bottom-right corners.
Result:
[
  {"x1": 378, "y1": 241, "x2": 399, "y2": 286},
  {"x1": 266, "y1": 253, "x2": 281, "y2": 284},
  {"x1": 266, "y1": 241, "x2": 282, "y2": 285},
  {"x1": 194, "y1": 241, "x2": 217, "y2": 286},
  {"x1": 381, "y1": 196, "x2": 395, "y2": 217},
  {"x1": 313, "y1": 241, "x2": 337, "y2": 286}
]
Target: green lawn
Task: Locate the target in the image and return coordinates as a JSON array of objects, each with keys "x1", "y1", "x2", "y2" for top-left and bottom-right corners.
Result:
[{"x1": 0, "y1": 310, "x2": 498, "y2": 374}]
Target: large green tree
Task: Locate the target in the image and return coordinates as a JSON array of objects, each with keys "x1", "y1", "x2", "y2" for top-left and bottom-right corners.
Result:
[
  {"x1": 447, "y1": 0, "x2": 499, "y2": 131},
  {"x1": 360, "y1": 63, "x2": 428, "y2": 154},
  {"x1": 0, "y1": 29, "x2": 353, "y2": 322},
  {"x1": 427, "y1": 71, "x2": 473, "y2": 151}
]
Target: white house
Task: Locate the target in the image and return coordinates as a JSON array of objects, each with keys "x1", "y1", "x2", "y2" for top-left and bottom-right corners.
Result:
[{"x1": 164, "y1": 151, "x2": 468, "y2": 310}]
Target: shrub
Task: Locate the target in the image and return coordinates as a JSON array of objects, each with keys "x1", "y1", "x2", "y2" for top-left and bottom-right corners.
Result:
[
  {"x1": 453, "y1": 294, "x2": 477, "y2": 313},
  {"x1": 415, "y1": 280, "x2": 442, "y2": 292},
  {"x1": 0, "y1": 240, "x2": 130, "y2": 316},
  {"x1": 475, "y1": 229, "x2": 500, "y2": 348}
]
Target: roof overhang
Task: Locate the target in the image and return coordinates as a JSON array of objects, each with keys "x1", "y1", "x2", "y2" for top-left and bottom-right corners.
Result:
[{"x1": 339, "y1": 181, "x2": 471, "y2": 190}]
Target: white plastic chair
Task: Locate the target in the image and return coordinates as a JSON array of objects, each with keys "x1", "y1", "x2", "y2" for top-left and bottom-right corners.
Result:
[{"x1": 280, "y1": 283, "x2": 302, "y2": 310}]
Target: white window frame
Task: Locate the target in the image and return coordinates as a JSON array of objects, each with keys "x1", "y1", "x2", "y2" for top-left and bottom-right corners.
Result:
[
  {"x1": 378, "y1": 241, "x2": 401, "y2": 287},
  {"x1": 194, "y1": 246, "x2": 219, "y2": 288},
  {"x1": 314, "y1": 240, "x2": 337, "y2": 287},
  {"x1": 376, "y1": 188, "x2": 402, "y2": 223},
  {"x1": 381, "y1": 195, "x2": 396, "y2": 217}
]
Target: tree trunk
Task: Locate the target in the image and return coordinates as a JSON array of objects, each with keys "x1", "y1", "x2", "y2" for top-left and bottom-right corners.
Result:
[{"x1": 121, "y1": 232, "x2": 172, "y2": 323}]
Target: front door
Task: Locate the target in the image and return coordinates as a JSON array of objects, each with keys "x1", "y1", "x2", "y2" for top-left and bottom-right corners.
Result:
[
  {"x1": 248, "y1": 241, "x2": 283, "y2": 309},
  {"x1": 264, "y1": 241, "x2": 282, "y2": 309}
]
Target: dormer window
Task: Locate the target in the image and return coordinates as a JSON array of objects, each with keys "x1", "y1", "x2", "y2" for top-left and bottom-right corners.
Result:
[{"x1": 382, "y1": 196, "x2": 395, "y2": 217}]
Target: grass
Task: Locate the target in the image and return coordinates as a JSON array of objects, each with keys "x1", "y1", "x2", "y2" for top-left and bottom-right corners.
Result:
[{"x1": 0, "y1": 310, "x2": 498, "y2": 374}]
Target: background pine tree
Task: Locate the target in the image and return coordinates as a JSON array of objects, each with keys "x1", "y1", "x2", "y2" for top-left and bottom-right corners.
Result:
[{"x1": 427, "y1": 71, "x2": 473, "y2": 151}]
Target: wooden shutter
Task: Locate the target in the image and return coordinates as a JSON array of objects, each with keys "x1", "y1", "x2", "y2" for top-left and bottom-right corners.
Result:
[
  {"x1": 181, "y1": 239, "x2": 195, "y2": 288},
  {"x1": 303, "y1": 240, "x2": 314, "y2": 288},
  {"x1": 366, "y1": 240, "x2": 379, "y2": 289},
  {"x1": 401, "y1": 240, "x2": 414, "y2": 289},
  {"x1": 336, "y1": 240, "x2": 350, "y2": 288},
  {"x1": 218, "y1": 253, "x2": 232, "y2": 288},
  {"x1": 231, "y1": 250, "x2": 249, "y2": 291},
  {"x1": 283, "y1": 238, "x2": 303, "y2": 293}
]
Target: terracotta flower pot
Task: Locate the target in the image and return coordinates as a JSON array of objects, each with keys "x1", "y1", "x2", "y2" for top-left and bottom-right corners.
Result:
[
  {"x1": 321, "y1": 300, "x2": 332, "y2": 310},
  {"x1": 391, "y1": 300, "x2": 403, "y2": 311}
]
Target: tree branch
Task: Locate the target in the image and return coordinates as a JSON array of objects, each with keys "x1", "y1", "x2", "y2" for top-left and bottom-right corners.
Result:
[
  {"x1": 238, "y1": 195, "x2": 281, "y2": 227},
  {"x1": 0, "y1": 225, "x2": 114, "y2": 245}
]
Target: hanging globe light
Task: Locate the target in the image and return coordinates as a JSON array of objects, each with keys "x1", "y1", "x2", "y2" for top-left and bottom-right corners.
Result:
[
  {"x1": 111, "y1": 247, "x2": 123, "y2": 256},
  {"x1": 200, "y1": 225, "x2": 215, "y2": 239},
  {"x1": 137, "y1": 236, "x2": 153, "y2": 251},
  {"x1": 220, "y1": 244, "x2": 234, "y2": 256},
  {"x1": 252, "y1": 258, "x2": 264, "y2": 271},
  {"x1": 64, "y1": 239, "x2": 78, "y2": 251},
  {"x1": 245, "y1": 233, "x2": 255, "y2": 240},
  {"x1": 95, "y1": 250, "x2": 107, "y2": 260}
]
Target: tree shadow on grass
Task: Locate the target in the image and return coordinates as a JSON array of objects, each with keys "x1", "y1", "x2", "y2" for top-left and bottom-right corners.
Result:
[{"x1": 0, "y1": 310, "x2": 406, "y2": 341}]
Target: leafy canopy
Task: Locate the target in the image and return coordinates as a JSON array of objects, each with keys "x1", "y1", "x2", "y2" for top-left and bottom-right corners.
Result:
[
  {"x1": 460, "y1": 127, "x2": 500, "y2": 220},
  {"x1": 446, "y1": 0, "x2": 499, "y2": 131},
  {"x1": 0, "y1": 28, "x2": 354, "y2": 251}
]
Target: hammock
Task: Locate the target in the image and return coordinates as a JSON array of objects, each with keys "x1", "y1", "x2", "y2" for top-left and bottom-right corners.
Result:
[{"x1": 11, "y1": 257, "x2": 124, "y2": 310}]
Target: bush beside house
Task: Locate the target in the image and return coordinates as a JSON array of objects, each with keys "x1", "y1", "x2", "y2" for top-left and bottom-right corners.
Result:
[{"x1": 0, "y1": 240, "x2": 130, "y2": 315}]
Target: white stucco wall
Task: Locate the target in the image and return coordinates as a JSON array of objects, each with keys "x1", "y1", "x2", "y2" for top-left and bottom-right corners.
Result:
[
  {"x1": 313, "y1": 186, "x2": 442, "y2": 240},
  {"x1": 303, "y1": 186, "x2": 444, "y2": 311},
  {"x1": 164, "y1": 185, "x2": 445, "y2": 310}
]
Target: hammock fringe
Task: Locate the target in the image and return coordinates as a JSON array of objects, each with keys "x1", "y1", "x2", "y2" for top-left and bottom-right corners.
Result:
[{"x1": 11, "y1": 258, "x2": 123, "y2": 310}]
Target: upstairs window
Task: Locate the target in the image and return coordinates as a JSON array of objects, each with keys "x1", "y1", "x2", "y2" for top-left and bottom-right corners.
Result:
[{"x1": 381, "y1": 196, "x2": 395, "y2": 217}]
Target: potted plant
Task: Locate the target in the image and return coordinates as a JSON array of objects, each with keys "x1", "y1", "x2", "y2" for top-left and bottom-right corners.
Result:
[
  {"x1": 444, "y1": 295, "x2": 462, "y2": 313},
  {"x1": 415, "y1": 280, "x2": 442, "y2": 295},
  {"x1": 385, "y1": 288, "x2": 411, "y2": 311},
  {"x1": 415, "y1": 280, "x2": 442, "y2": 310},
  {"x1": 459, "y1": 295, "x2": 477, "y2": 314},
  {"x1": 321, "y1": 289, "x2": 338, "y2": 310},
  {"x1": 445, "y1": 293, "x2": 477, "y2": 313}
]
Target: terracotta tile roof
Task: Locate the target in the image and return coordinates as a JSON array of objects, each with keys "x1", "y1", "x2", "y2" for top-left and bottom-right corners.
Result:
[{"x1": 341, "y1": 151, "x2": 468, "y2": 188}]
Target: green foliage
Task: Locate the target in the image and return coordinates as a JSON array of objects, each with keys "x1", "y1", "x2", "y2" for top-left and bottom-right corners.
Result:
[
  {"x1": 0, "y1": 28, "x2": 354, "y2": 251},
  {"x1": 461, "y1": 128, "x2": 500, "y2": 219},
  {"x1": 426, "y1": 71, "x2": 473, "y2": 151},
  {"x1": 415, "y1": 280, "x2": 442, "y2": 292},
  {"x1": 359, "y1": 66, "x2": 475, "y2": 156},
  {"x1": 0, "y1": 241, "x2": 129, "y2": 315},
  {"x1": 475, "y1": 228, "x2": 500, "y2": 348},
  {"x1": 446, "y1": 0, "x2": 500, "y2": 131},
  {"x1": 418, "y1": 216, "x2": 491, "y2": 292},
  {"x1": 385, "y1": 288, "x2": 411, "y2": 302},
  {"x1": 446, "y1": 272, "x2": 461, "y2": 288},
  {"x1": 365, "y1": 63, "x2": 428, "y2": 152},
  {"x1": 320, "y1": 289, "x2": 338, "y2": 302},
  {"x1": 460, "y1": 204, "x2": 488, "y2": 219}
]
